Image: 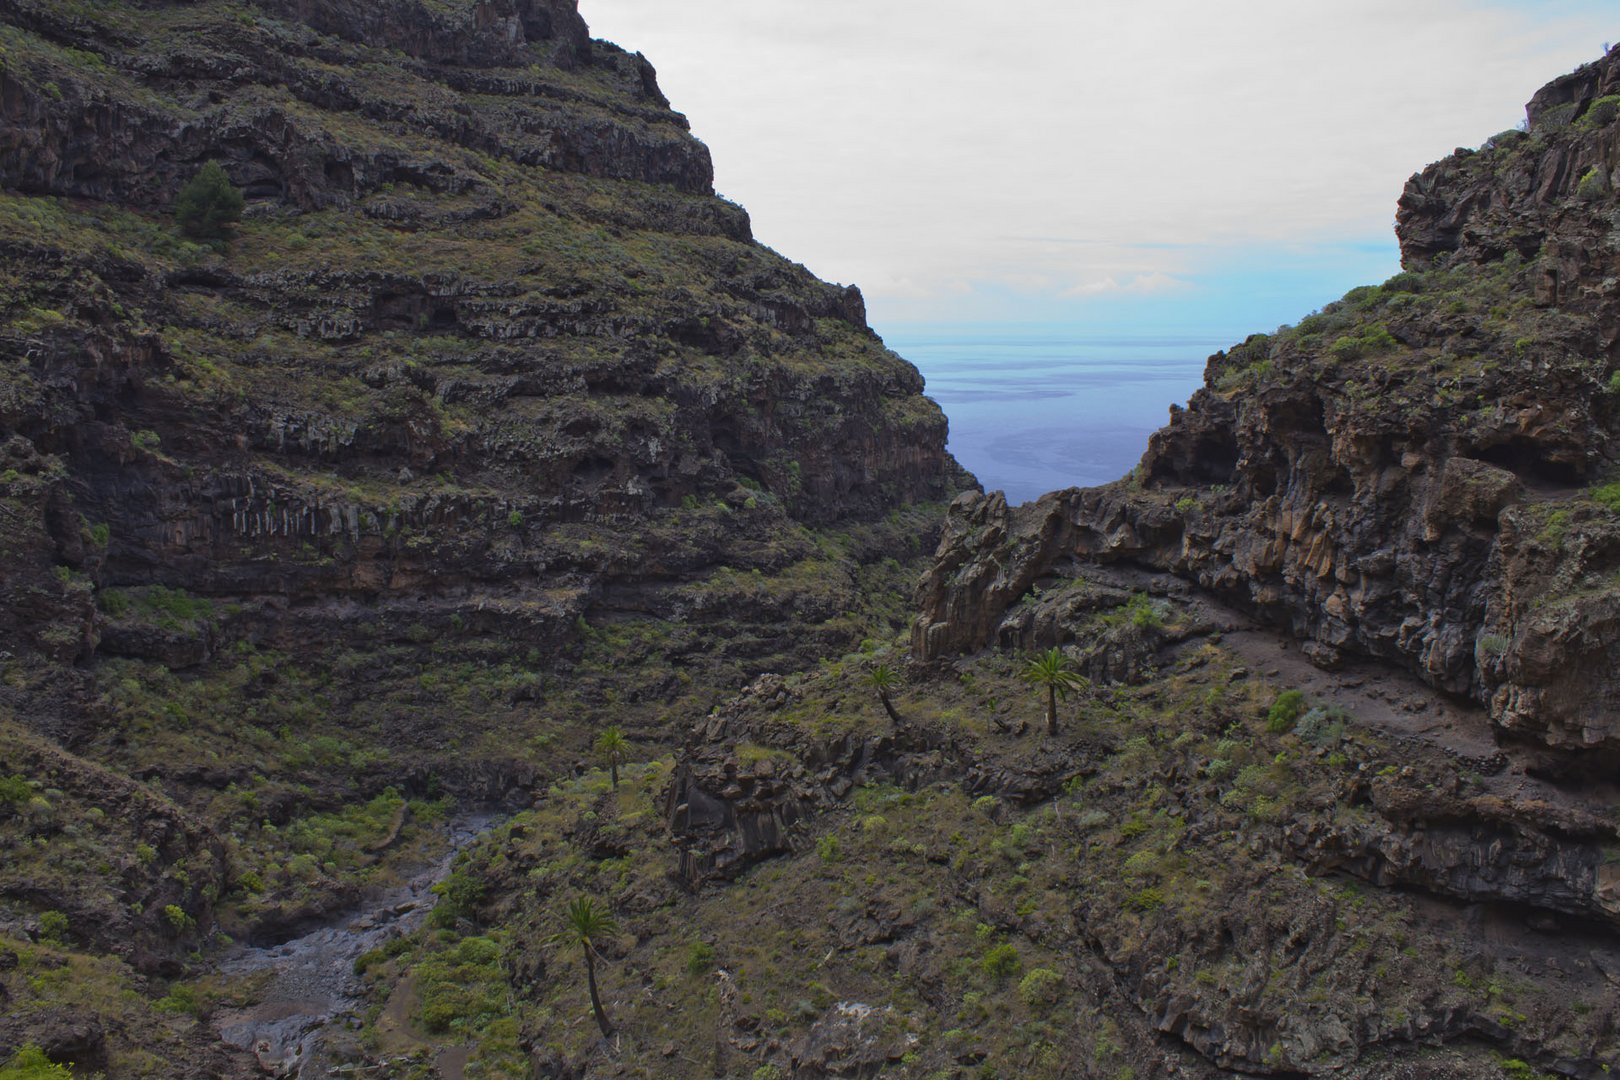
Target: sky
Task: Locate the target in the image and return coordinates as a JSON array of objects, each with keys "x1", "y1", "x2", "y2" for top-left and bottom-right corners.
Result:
[{"x1": 578, "y1": 1, "x2": 1616, "y2": 338}]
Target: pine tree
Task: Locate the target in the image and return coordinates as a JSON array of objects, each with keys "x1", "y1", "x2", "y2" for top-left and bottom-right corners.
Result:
[{"x1": 174, "y1": 160, "x2": 244, "y2": 240}]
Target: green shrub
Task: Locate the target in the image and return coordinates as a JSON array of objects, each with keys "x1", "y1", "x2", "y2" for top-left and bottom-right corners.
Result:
[
  {"x1": 1475, "y1": 633, "x2": 1510, "y2": 661},
  {"x1": 175, "y1": 161, "x2": 244, "y2": 240},
  {"x1": 1126, "y1": 886, "x2": 1165, "y2": 911},
  {"x1": 1577, "y1": 166, "x2": 1607, "y2": 201},
  {"x1": 0, "y1": 1045, "x2": 75, "y2": 1079},
  {"x1": 162, "y1": 904, "x2": 196, "y2": 933},
  {"x1": 1294, "y1": 706, "x2": 1348, "y2": 747},
  {"x1": 1590, "y1": 482, "x2": 1620, "y2": 512},
  {"x1": 1124, "y1": 592, "x2": 1164, "y2": 629},
  {"x1": 154, "y1": 982, "x2": 206, "y2": 1016},
  {"x1": 430, "y1": 869, "x2": 485, "y2": 926},
  {"x1": 1383, "y1": 270, "x2": 1424, "y2": 293},
  {"x1": 686, "y1": 940, "x2": 717, "y2": 975},
  {"x1": 0, "y1": 775, "x2": 31, "y2": 804},
  {"x1": 816, "y1": 834, "x2": 841, "y2": 863},
  {"x1": 1018, "y1": 967, "x2": 1064, "y2": 1010},
  {"x1": 1327, "y1": 325, "x2": 1398, "y2": 361},
  {"x1": 1536, "y1": 102, "x2": 1578, "y2": 130},
  {"x1": 37, "y1": 910, "x2": 68, "y2": 944},
  {"x1": 1579, "y1": 94, "x2": 1620, "y2": 129},
  {"x1": 1266, "y1": 690, "x2": 1307, "y2": 734},
  {"x1": 981, "y1": 943, "x2": 1021, "y2": 979},
  {"x1": 414, "y1": 935, "x2": 509, "y2": 1033}
]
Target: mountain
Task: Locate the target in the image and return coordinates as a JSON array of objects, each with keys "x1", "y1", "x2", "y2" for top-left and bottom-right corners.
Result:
[
  {"x1": 4, "y1": 2, "x2": 1620, "y2": 1077},
  {"x1": 0, "y1": 0, "x2": 968, "y2": 1073}
]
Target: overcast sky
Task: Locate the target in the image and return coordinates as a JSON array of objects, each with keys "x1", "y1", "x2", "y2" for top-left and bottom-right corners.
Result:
[{"x1": 578, "y1": 1, "x2": 1616, "y2": 335}]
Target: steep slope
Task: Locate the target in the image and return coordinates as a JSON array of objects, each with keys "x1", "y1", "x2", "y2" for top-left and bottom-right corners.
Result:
[
  {"x1": 316, "y1": 49, "x2": 1620, "y2": 1080},
  {"x1": 0, "y1": 0, "x2": 970, "y2": 1072},
  {"x1": 858, "y1": 46, "x2": 1620, "y2": 1077},
  {"x1": 918, "y1": 47, "x2": 1620, "y2": 758}
]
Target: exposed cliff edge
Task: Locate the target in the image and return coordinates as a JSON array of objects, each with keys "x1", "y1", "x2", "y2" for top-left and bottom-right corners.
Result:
[{"x1": 917, "y1": 46, "x2": 1620, "y2": 757}]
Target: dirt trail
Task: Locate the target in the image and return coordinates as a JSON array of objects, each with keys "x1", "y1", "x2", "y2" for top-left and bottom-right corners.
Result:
[{"x1": 1180, "y1": 591, "x2": 1620, "y2": 815}]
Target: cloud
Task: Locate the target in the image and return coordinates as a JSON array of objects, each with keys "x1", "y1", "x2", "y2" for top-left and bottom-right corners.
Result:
[
  {"x1": 1062, "y1": 273, "x2": 1188, "y2": 298},
  {"x1": 579, "y1": 0, "x2": 1615, "y2": 324}
]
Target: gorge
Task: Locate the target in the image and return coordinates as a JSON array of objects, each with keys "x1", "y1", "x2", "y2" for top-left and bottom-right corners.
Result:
[{"x1": 1, "y1": 2, "x2": 1619, "y2": 1078}]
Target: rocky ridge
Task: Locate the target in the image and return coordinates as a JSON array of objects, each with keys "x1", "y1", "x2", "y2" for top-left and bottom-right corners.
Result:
[{"x1": 917, "y1": 46, "x2": 1620, "y2": 758}]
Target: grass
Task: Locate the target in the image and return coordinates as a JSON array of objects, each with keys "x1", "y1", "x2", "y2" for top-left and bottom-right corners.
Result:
[{"x1": 324, "y1": 589, "x2": 1606, "y2": 1077}]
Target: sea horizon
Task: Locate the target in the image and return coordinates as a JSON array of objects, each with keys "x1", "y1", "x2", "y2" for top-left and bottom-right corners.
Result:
[{"x1": 883, "y1": 324, "x2": 1239, "y2": 506}]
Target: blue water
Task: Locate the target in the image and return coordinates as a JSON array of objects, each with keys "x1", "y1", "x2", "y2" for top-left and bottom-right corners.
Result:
[{"x1": 884, "y1": 327, "x2": 1230, "y2": 506}]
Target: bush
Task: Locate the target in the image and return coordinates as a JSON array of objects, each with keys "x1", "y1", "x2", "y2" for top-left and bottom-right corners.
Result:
[
  {"x1": 686, "y1": 940, "x2": 717, "y2": 975},
  {"x1": 1125, "y1": 592, "x2": 1164, "y2": 629},
  {"x1": 1590, "y1": 482, "x2": 1620, "y2": 512},
  {"x1": 1294, "y1": 706, "x2": 1348, "y2": 748},
  {"x1": 1018, "y1": 967, "x2": 1064, "y2": 1010},
  {"x1": 1383, "y1": 270, "x2": 1424, "y2": 293},
  {"x1": 1327, "y1": 325, "x2": 1398, "y2": 362},
  {"x1": 429, "y1": 869, "x2": 485, "y2": 927},
  {"x1": 1266, "y1": 690, "x2": 1307, "y2": 734},
  {"x1": 981, "y1": 943, "x2": 1021, "y2": 979},
  {"x1": 0, "y1": 775, "x2": 31, "y2": 804},
  {"x1": 174, "y1": 161, "x2": 244, "y2": 240},
  {"x1": 37, "y1": 910, "x2": 68, "y2": 944},
  {"x1": 1577, "y1": 166, "x2": 1607, "y2": 202},
  {"x1": 0, "y1": 1045, "x2": 74, "y2": 1079},
  {"x1": 1579, "y1": 94, "x2": 1620, "y2": 129},
  {"x1": 154, "y1": 982, "x2": 205, "y2": 1016},
  {"x1": 162, "y1": 904, "x2": 196, "y2": 933},
  {"x1": 414, "y1": 935, "x2": 508, "y2": 1033}
]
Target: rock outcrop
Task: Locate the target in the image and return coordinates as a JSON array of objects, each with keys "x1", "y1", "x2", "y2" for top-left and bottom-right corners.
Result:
[{"x1": 916, "y1": 46, "x2": 1620, "y2": 757}]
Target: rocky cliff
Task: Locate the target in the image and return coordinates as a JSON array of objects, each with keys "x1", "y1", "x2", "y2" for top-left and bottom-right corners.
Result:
[
  {"x1": 0, "y1": 0, "x2": 975, "y2": 732},
  {"x1": 917, "y1": 46, "x2": 1620, "y2": 758},
  {"x1": 0, "y1": 0, "x2": 969, "y2": 1072}
]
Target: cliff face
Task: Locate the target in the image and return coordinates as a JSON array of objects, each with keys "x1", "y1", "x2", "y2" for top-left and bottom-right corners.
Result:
[
  {"x1": 918, "y1": 46, "x2": 1620, "y2": 757},
  {"x1": 0, "y1": 1, "x2": 968, "y2": 1070},
  {"x1": 0, "y1": 0, "x2": 970, "y2": 717}
]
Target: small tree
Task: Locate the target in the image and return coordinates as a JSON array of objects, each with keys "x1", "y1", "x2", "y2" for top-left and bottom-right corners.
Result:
[
  {"x1": 552, "y1": 896, "x2": 619, "y2": 1038},
  {"x1": 174, "y1": 160, "x2": 244, "y2": 240},
  {"x1": 1021, "y1": 648, "x2": 1087, "y2": 736},
  {"x1": 863, "y1": 663, "x2": 904, "y2": 726},
  {"x1": 594, "y1": 726, "x2": 628, "y2": 788}
]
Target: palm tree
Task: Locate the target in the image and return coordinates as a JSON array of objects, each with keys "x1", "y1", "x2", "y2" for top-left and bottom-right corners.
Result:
[
  {"x1": 553, "y1": 896, "x2": 619, "y2": 1038},
  {"x1": 863, "y1": 663, "x2": 904, "y2": 726},
  {"x1": 1021, "y1": 648, "x2": 1087, "y2": 736},
  {"x1": 595, "y1": 726, "x2": 628, "y2": 788}
]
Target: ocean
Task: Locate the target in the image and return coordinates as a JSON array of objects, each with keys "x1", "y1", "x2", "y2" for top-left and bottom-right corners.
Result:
[{"x1": 884, "y1": 328, "x2": 1231, "y2": 506}]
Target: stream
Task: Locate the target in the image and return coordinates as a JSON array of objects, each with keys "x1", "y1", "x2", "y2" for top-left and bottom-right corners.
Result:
[{"x1": 212, "y1": 813, "x2": 498, "y2": 1077}]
